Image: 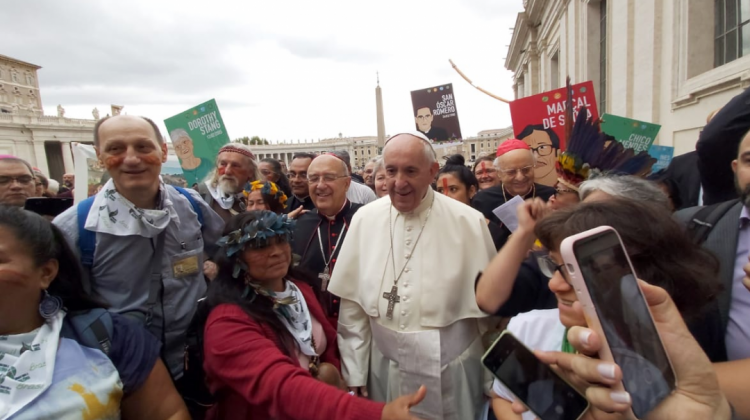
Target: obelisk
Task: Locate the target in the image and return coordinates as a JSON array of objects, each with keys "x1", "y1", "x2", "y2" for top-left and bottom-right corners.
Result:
[{"x1": 375, "y1": 72, "x2": 386, "y2": 148}]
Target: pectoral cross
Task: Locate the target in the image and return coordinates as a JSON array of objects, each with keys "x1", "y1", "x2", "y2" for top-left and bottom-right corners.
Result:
[
  {"x1": 318, "y1": 267, "x2": 331, "y2": 291},
  {"x1": 383, "y1": 285, "x2": 400, "y2": 319}
]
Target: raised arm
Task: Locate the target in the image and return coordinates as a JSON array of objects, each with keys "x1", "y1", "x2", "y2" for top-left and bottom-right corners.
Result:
[
  {"x1": 696, "y1": 87, "x2": 750, "y2": 205},
  {"x1": 475, "y1": 199, "x2": 548, "y2": 313},
  {"x1": 204, "y1": 305, "x2": 384, "y2": 420}
]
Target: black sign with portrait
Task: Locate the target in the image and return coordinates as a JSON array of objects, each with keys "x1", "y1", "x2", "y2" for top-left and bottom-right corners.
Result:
[{"x1": 410, "y1": 84, "x2": 463, "y2": 142}]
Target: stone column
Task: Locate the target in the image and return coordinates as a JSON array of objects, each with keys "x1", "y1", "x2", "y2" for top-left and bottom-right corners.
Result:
[
  {"x1": 61, "y1": 141, "x2": 75, "y2": 173},
  {"x1": 32, "y1": 140, "x2": 49, "y2": 176}
]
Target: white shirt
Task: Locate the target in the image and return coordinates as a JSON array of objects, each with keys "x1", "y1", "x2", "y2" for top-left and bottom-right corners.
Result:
[
  {"x1": 346, "y1": 180, "x2": 377, "y2": 205},
  {"x1": 492, "y1": 309, "x2": 566, "y2": 420}
]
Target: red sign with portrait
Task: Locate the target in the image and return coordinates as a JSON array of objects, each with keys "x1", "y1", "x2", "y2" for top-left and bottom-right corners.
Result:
[{"x1": 509, "y1": 81, "x2": 599, "y2": 152}]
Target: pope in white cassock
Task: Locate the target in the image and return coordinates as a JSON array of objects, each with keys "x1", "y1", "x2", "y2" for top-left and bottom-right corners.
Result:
[{"x1": 328, "y1": 132, "x2": 496, "y2": 420}]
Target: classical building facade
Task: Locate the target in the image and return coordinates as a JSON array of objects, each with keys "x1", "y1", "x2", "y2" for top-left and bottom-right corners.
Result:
[
  {"x1": 507, "y1": 0, "x2": 750, "y2": 155},
  {"x1": 251, "y1": 127, "x2": 514, "y2": 170},
  {"x1": 0, "y1": 54, "x2": 97, "y2": 181}
]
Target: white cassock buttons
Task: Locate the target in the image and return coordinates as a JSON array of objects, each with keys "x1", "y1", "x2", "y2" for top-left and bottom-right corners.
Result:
[
  {"x1": 401, "y1": 311, "x2": 406, "y2": 316},
  {"x1": 405, "y1": 253, "x2": 411, "y2": 258},
  {"x1": 403, "y1": 296, "x2": 409, "y2": 302},
  {"x1": 406, "y1": 240, "x2": 412, "y2": 245},
  {"x1": 406, "y1": 226, "x2": 413, "y2": 232},
  {"x1": 400, "y1": 324, "x2": 406, "y2": 330},
  {"x1": 404, "y1": 283, "x2": 409, "y2": 288},
  {"x1": 405, "y1": 268, "x2": 411, "y2": 273}
]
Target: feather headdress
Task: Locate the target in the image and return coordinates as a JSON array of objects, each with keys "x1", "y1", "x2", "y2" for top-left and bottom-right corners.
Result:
[{"x1": 556, "y1": 84, "x2": 656, "y2": 191}]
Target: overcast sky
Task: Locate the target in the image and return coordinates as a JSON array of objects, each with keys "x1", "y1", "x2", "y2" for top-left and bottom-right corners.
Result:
[{"x1": 2, "y1": 0, "x2": 523, "y2": 142}]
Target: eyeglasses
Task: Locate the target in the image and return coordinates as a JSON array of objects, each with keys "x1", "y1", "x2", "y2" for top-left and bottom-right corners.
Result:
[
  {"x1": 499, "y1": 166, "x2": 534, "y2": 177},
  {"x1": 0, "y1": 175, "x2": 34, "y2": 186},
  {"x1": 556, "y1": 187, "x2": 576, "y2": 195},
  {"x1": 530, "y1": 144, "x2": 554, "y2": 157},
  {"x1": 536, "y1": 254, "x2": 568, "y2": 282},
  {"x1": 307, "y1": 174, "x2": 349, "y2": 185}
]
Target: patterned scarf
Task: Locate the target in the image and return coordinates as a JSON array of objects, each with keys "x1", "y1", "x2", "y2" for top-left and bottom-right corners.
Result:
[
  {"x1": 85, "y1": 178, "x2": 177, "y2": 238},
  {"x1": 0, "y1": 311, "x2": 65, "y2": 420},
  {"x1": 247, "y1": 277, "x2": 316, "y2": 357},
  {"x1": 205, "y1": 181, "x2": 242, "y2": 211}
]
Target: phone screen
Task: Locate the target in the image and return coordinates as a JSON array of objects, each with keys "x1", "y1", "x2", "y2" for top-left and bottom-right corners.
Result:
[
  {"x1": 23, "y1": 198, "x2": 73, "y2": 218},
  {"x1": 484, "y1": 332, "x2": 588, "y2": 420},
  {"x1": 574, "y1": 231, "x2": 675, "y2": 418}
]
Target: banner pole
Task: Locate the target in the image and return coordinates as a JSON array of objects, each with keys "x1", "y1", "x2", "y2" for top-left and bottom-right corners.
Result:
[{"x1": 449, "y1": 59, "x2": 512, "y2": 104}]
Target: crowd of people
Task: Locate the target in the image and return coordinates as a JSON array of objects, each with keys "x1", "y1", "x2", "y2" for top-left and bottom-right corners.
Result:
[{"x1": 0, "y1": 86, "x2": 748, "y2": 420}]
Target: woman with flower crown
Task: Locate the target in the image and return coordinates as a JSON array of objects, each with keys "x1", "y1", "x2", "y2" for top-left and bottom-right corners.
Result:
[
  {"x1": 243, "y1": 180, "x2": 288, "y2": 214},
  {"x1": 202, "y1": 210, "x2": 428, "y2": 420}
]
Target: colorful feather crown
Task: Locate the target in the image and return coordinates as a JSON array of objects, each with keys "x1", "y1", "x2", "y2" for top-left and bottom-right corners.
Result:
[{"x1": 556, "y1": 106, "x2": 656, "y2": 191}]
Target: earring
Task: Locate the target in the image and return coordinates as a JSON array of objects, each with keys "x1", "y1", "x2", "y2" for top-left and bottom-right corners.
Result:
[{"x1": 39, "y1": 290, "x2": 62, "y2": 319}]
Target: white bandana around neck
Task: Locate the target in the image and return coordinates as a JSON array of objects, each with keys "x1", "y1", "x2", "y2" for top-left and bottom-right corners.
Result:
[
  {"x1": 274, "y1": 281, "x2": 316, "y2": 357},
  {"x1": 205, "y1": 181, "x2": 241, "y2": 211},
  {"x1": 85, "y1": 178, "x2": 178, "y2": 238},
  {"x1": 0, "y1": 311, "x2": 65, "y2": 420}
]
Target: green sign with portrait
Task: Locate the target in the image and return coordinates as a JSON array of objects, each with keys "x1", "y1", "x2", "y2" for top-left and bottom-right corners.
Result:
[
  {"x1": 600, "y1": 113, "x2": 661, "y2": 153},
  {"x1": 163, "y1": 99, "x2": 231, "y2": 187}
]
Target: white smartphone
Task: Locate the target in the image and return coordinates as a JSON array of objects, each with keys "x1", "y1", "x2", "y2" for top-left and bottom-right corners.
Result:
[
  {"x1": 559, "y1": 226, "x2": 676, "y2": 419},
  {"x1": 483, "y1": 331, "x2": 589, "y2": 420}
]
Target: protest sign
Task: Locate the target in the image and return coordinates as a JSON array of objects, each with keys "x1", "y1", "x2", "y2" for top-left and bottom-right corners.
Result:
[
  {"x1": 648, "y1": 145, "x2": 675, "y2": 173},
  {"x1": 508, "y1": 81, "x2": 599, "y2": 186},
  {"x1": 600, "y1": 114, "x2": 661, "y2": 153},
  {"x1": 164, "y1": 99, "x2": 230, "y2": 186},
  {"x1": 410, "y1": 84, "x2": 463, "y2": 141}
]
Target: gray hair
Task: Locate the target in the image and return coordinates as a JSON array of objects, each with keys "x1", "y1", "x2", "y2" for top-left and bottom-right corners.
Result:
[
  {"x1": 383, "y1": 133, "x2": 437, "y2": 164},
  {"x1": 205, "y1": 143, "x2": 261, "y2": 187},
  {"x1": 372, "y1": 156, "x2": 385, "y2": 175},
  {"x1": 47, "y1": 179, "x2": 60, "y2": 195},
  {"x1": 169, "y1": 128, "x2": 191, "y2": 143},
  {"x1": 579, "y1": 175, "x2": 669, "y2": 207}
]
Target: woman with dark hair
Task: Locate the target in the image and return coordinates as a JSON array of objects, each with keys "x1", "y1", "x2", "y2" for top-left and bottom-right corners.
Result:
[
  {"x1": 203, "y1": 211, "x2": 426, "y2": 420},
  {"x1": 243, "y1": 180, "x2": 288, "y2": 214},
  {"x1": 437, "y1": 154, "x2": 478, "y2": 205},
  {"x1": 439, "y1": 154, "x2": 504, "y2": 250},
  {"x1": 472, "y1": 155, "x2": 499, "y2": 190},
  {"x1": 489, "y1": 198, "x2": 722, "y2": 419},
  {"x1": 0, "y1": 206, "x2": 188, "y2": 419},
  {"x1": 260, "y1": 158, "x2": 293, "y2": 197}
]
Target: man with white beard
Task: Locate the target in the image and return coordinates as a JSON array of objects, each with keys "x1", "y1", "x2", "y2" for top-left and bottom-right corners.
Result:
[{"x1": 198, "y1": 144, "x2": 260, "y2": 223}]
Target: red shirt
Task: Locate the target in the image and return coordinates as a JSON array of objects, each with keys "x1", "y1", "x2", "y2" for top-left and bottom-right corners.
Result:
[{"x1": 203, "y1": 280, "x2": 384, "y2": 420}]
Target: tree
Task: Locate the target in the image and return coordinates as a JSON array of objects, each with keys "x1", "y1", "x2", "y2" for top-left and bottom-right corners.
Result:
[{"x1": 234, "y1": 136, "x2": 268, "y2": 145}]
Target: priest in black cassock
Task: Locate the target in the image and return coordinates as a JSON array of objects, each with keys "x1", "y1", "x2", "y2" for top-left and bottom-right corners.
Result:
[
  {"x1": 291, "y1": 154, "x2": 363, "y2": 328},
  {"x1": 472, "y1": 139, "x2": 555, "y2": 248}
]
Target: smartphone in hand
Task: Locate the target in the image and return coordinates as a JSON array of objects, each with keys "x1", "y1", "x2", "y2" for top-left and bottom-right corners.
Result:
[
  {"x1": 560, "y1": 226, "x2": 676, "y2": 419},
  {"x1": 482, "y1": 331, "x2": 589, "y2": 420},
  {"x1": 24, "y1": 197, "x2": 73, "y2": 218}
]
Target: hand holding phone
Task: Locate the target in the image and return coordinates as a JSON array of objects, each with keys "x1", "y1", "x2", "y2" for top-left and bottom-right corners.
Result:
[
  {"x1": 483, "y1": 331, "x2": 589, "y2": 420},
  {"x1": 24, "y1": 197, "x2": 73, "y2": 218},
  {"x1": 560, "y1": 226, "x2": 676, "y2": 419}
]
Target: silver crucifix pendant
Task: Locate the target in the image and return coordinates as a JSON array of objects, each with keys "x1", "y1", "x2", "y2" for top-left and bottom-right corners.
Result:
[
  {"x1": 318, "y1": 266, "x2": 331, "y2": 291},
  {"x1": 383, "y1": 285, "x2": 400, "y2": 319}
]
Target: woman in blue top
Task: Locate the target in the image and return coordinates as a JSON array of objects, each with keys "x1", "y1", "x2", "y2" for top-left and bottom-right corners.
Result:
[{"x1": 0, "y1": 206, "x2": 189, "y2": 420}]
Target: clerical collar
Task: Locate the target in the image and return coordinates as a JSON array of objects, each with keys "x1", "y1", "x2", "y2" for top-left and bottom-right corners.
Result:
[
  {"x1": 318, "y1": 200, "x2": 349, "y2": 221},
  {"x1": 294, "y1": 194, "x2": 311, "y2": 203},
  {"x1": 398, "y1": 188, "x2": 434, "y2": 216}
]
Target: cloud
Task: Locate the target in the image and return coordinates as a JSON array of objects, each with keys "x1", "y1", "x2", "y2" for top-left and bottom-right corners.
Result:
[{"x1": 2, "y1": 0, "x2": 525, "y2": 140}]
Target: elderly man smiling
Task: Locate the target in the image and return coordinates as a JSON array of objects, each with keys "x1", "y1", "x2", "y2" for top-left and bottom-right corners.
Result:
[
  {"x1": 472, "y1": 139, "x2": 556, "y2": 248},
  {"x1": 292, "y1": 154, "x2": 362, "y2": 328}
]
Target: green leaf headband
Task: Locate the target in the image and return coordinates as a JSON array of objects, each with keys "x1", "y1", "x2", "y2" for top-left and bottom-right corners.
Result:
[{"x1": 217, "y1": 212, "x2": 296, "y2": 277}]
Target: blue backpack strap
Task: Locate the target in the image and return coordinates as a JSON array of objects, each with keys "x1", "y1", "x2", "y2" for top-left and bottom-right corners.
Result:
[
  {"x1": 60, "y1": 308, "x2": 114, "y2": 356},
  {"x1": 174, "y1": 186, "x2": 204, "y2": 227},
  {"x1": 77, "y1": 196, "x2": 97, "y2": 268}
]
